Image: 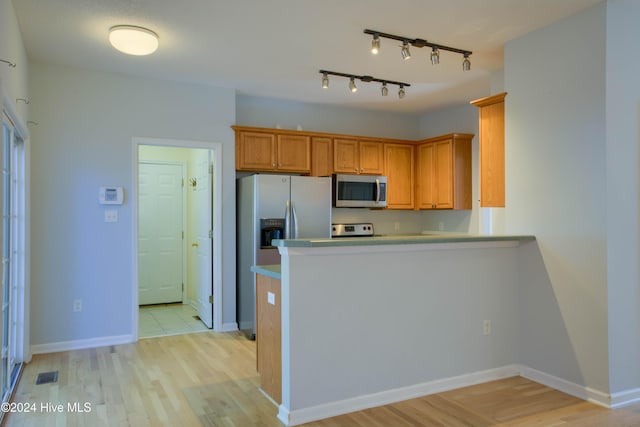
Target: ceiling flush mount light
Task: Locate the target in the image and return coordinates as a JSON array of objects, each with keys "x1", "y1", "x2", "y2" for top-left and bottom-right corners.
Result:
[
  {"x1": 322, "y1": 72, "x2": 329, "y2": 89},
  {"x1": 109, "y1": 25, "x2": 159, "y2": 56},
  {"x1": 318, "y1": 70, "x2": 410, "y2": 98},
  {"x1": 364, "y1": 29, "x2": 471, "y2": 71},
  {"x1": 371, "y1": 33, "x2": 380, "y2": 55}
]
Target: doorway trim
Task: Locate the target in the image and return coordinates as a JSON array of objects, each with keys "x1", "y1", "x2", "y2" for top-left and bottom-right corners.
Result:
[{"x1": 132, "y1": 137, "x2": 223, "y2": 338}]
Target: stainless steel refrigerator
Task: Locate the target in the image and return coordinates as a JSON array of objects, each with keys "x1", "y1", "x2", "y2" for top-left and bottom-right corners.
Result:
[{"x1": 236, "y1": 174, "x2": 332, "y2": 339}]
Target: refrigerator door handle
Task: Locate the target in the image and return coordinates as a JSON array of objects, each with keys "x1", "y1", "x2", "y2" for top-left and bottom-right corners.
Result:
[
  {"x1": 291, "y1": 201, "x2": 299, "y2": 239},
  {"x1": 284, "y1": 200, "x2": 292, "y2": 239}
]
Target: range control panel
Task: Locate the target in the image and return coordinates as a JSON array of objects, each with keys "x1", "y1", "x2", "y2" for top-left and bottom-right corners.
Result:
[{"x1": 331, "y1": 223, "x2": 374, "y2": 238}]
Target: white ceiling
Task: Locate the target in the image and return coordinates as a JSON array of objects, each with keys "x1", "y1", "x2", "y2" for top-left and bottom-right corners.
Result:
[{"x1": 12, "y1": 0, "x2": 603, "y2": 115}]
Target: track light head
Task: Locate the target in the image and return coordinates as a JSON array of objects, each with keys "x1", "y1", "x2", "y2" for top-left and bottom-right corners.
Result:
[
  {"x1": 381, "y1": 83, "x2": 388, "y2": 96},
  {"x1": 349, "y1": 77, "x2": 357, "y2": 93},
  {"x1": 401, "y1": 41, "x2": 411, "y2": 60},
  {"x1": 371, "y1": 34, "x2": 380, "y2": 55},
  {"x1": 322, "y1": 72, "x2": 329, "y2": 89},
  {"x1": 463, "y1": 54, "x2": 471, "y2": 71},
  {"x1": 398, "y1": 85, "x2": 405, "y2": 99},
  {"x1": 430, "y1": 47, "x2": 440, "y2": 65}
]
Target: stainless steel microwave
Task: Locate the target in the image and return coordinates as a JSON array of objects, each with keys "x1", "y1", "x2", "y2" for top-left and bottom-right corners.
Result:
[{"x1": 333, "y1": 174, "x2": 387, "y2": 208}]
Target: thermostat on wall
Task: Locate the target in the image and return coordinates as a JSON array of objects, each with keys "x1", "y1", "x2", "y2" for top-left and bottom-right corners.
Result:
[{"x1": 99, "y1": 186, "x2": 124, "y2": 205}]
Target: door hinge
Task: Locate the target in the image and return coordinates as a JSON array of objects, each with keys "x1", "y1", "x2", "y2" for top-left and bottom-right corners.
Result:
[
  {"x1": 182, "y1": 283, "x2": 184, "y2": 292},
  {"x1": 209, "y1": 229, "x2": 213, "y2": 239},
  {"x1": 209, "y1": 295, "x2": 213, "y2": 304},
  {"x1": 209, "y1": 163, "x2": 213, "y2": 174},
  {"x1": 181, "y1": 178, "x2": 184, "y2": 187},
  {"x1": 182, "y1": 230, "x2": 184, "y2": 239}
]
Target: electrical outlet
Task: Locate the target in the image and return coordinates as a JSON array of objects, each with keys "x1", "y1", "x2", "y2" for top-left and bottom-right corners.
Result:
[
  {"x1": 394, "y1": 222, "x2": 400, "y2": 231},
  {"x1": 438, "y1": 222, "x2": 444, "y2": 231},
  {"x1": 73, "y1": 299, "x2": 82, "y2": 312},
  {"x1": 483, "y1": 319, "x2": 491, "y2": 335}
]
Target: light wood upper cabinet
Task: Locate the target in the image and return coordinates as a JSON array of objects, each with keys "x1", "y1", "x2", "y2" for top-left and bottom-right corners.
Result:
[
  {"x1": 359, "y1": 140, "x2": 385, "y2": 174},
  {"x1": 384, "y1": 143, "x2": 414, "y2": 210},
  {"x1": 334, "y1": 138, "x2": 384, "y2": 174},
  {"x1": 471, "y1": 92, "x2": 507, "y2": 207},
  {"x1": 234, "y1": 127, "x2": 310, "y2": 173},
  {"x1": 275, "y1": 134, "x2": 310, "y2": 172},
  {"x1": 416, "y1": 134, "x2": 473, "y2": 210},
  {"x1": 235, "y1": 131, "x2": 276, "y2": 171},
  {"x1": 333, "y1": 138, "x2": 359, "y2": 173},
  {"x1": 310, "y1": 137, "x2": 333, "y2": 177}
]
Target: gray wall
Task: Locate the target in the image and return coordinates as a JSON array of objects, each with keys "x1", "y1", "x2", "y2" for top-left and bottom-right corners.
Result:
[
  {"x1": 504, "y1": 3, "x2": 608, "y2": 392},
  {"x1": 28, "y1": 62, "x2": 236, "y2": 346},
  {"x1": 0, "y1": 0, "x2": 29, "y2": 124},
  {"x1": 236, "y1": 94, "x2": 421, "y2": 140},
  {"x1": 605, "y1": 0, "x2": 640, "y2": 394}
]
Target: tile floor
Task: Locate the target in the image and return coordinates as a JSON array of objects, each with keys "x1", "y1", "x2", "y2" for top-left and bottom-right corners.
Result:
[{"x1": 139, "y1": 303, "x2": 210, "y2": 338}]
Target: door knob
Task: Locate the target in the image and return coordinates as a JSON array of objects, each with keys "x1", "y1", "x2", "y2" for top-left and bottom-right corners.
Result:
[{"x1": 192, "y1": 243, "x2": 199, "y2": 247}]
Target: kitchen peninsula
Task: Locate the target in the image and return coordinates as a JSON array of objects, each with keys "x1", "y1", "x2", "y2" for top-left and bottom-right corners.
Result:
[{"x1": 252, "y1": 234, "x2": 536, "y2": 426}]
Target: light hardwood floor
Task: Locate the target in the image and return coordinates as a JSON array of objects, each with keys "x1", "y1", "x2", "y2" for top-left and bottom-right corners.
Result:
[{"x1": 4, "y1": 331, "x2": 640, "y2": 426}]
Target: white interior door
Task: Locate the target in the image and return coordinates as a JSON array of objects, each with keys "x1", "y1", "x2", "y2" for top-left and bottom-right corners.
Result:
[
  {"x1": 138, "y1": 162, "x2": 184, "y2": 305},
  {"x1": 194, "y1": 152, "x2": 213, "y2": 328}
]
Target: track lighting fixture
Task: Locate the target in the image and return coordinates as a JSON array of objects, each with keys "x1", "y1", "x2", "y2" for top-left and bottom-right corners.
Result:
[
  {"x1": 349, "y1": 77, "x2": 358, "y2": 93},
  {"x1": 463, "y1": 54, "x2": 471, "y2": 71},
  {"x1": 401, "y1": 40, "x2": 411, "y2": 60},
  {"x1": 318, "y1": 70, "x2": 410, "y2": 98},
  {"x1": 365, "y1": 29, "x2": 471, "y2": 71},
  {"x1": 371, "y1": 33, "x2": 380, "y2": 55},
  {"x1": 430, "y1": 47, "x2": 439, "y2": 65}
]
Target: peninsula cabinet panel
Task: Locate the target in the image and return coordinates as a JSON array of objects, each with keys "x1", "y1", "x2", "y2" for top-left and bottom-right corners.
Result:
[
  {"x1": 276, "y1": 134, "x2": 310, "y2": 172},
  {"x1": 471, "y1": 92, "x2": 507, "y2": 207},
  {"x1": 311, "y1": 137, "x2": 333, "y2": 177},
  {"x1": 236, "y1": 131, "x2": 276, "y2": 171},
  {"x1": 416, "y1": 134, "x2": 473, "y2": 210},
  {"x1": 256, "y1": 274, "x2": 282, "y2": 404},
  {"x1": 384, "y1": 143, "x2": 414, "y2": 209}
]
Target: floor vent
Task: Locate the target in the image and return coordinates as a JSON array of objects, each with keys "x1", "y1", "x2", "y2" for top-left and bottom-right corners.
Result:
[{"x1": 35, "y1": 371, "x2": 58, "y2": 385}]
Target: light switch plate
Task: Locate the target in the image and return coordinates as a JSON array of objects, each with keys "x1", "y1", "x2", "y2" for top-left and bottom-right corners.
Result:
[
  {"x1": 267, "y1": 291, "x2": 275, "y2": 305},
  {"x1": 104, "y1": 210, "x2": 118, "y2": 223}
]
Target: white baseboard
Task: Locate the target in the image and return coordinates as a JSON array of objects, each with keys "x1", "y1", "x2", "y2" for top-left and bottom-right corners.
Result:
[
  {"x1": 219, "y1": 322, "x2": 239, "y2": 332},
  {"x1": 279, "y1": 365, "x2": 521, "y2": 426},
  {"x1": 30, "y1": 334, "x2": 135, "y2": 355},
  {"x1": 518, "y1": 365, "x2": 610, "y2": 408},
  {"x1": 610, "y1": 387, "x2": 640, "y2": 408}
]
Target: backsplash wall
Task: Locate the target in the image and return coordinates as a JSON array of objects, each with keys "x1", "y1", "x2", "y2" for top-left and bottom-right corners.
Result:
[{"x1": 332, "y1": 208, "x2": 426, "y2": 235}]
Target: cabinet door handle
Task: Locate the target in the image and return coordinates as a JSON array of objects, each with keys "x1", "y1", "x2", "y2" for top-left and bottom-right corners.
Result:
[{"x1": 272, "y1": 163, "x2": 276, "y2": 167}]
